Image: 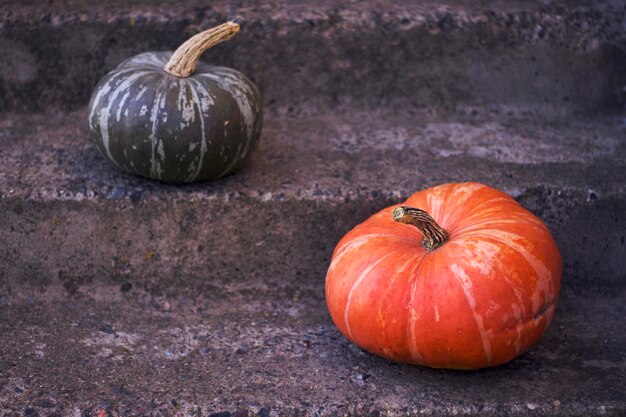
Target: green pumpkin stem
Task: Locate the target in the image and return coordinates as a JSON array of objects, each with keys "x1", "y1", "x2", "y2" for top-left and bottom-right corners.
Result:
[
  {"x1": 392, "y1": 206, "x2": 449, "y2": 251},
  {"x1": 165, "y1": 18, "x2": 242, "y2": 78}
]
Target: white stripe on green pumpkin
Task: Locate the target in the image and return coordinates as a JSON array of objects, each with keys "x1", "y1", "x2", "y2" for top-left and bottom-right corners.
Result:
[
  {"x1": 185, "y1": 78, "x2": 211, "y2": 182},
  {"x1": 97, "y1": 71, "x2": 149, "y2": 170}
]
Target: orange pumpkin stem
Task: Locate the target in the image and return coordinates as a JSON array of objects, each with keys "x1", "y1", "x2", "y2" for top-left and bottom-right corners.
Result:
[
  {"x1": 165, "y1": 18, "x2": 242, "y2": 78},
  {"x1": 392, "y1": 206, "x2": 449, "y2": 251}
]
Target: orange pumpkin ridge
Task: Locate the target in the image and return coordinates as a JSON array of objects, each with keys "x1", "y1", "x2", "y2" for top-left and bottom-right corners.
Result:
[{"x1": 325, "y1": 182, "x2": 562, "y2": 370}]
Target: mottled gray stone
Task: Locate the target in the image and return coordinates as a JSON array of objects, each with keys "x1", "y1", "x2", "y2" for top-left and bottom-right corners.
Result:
[
  {"x1": 0, "y1": 0, "x2": 624, "y2": 113},
  {"x1": 0, "y1": 109, "x2": 624, "y2": 296},
  {"x1": 0, "y1": 1, "x2": 625, "y2": 415},
  {"x1": 0, "y1": 282, "x2": 624, "y2": 416}
]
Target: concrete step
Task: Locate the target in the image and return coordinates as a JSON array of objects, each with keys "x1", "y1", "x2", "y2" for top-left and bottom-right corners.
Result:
[
  {"x1": 1, "y1": 0, "x2": 625, "y2": 113},
  {"x1": 2, "y1": 2, "x2": 625, "y2": 414},
  {"x1": 0, "y1": 281, "x2": 624, "y2": 416},
  {"x1": 1, "y1": 108, "x2": 624, "y2": 297}
]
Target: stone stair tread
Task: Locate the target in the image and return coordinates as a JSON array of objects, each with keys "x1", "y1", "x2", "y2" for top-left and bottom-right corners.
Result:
[
  {"x1": 1, "y1": 108, "x2": 624, "y2": 296},
  {"x1": 1, "y1": 2, "x2": 624, "y2": 415},
  {"x1": 0, "y1": 283, "x2": 624, "y2": 416},
  {"x1": 2, "y1": 0, "x2": 624, "y2": 112},
  {"x1": 1, "y1": 109, "x2": 624, "y2": 203},
  {"x1": 4, "y1": 0, "x2": 620, "y2": 19}
]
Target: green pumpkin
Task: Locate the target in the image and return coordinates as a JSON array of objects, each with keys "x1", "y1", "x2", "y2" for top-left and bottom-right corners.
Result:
[{"x1": 87, "y1": 19, "x2": 262, "y2": 183}]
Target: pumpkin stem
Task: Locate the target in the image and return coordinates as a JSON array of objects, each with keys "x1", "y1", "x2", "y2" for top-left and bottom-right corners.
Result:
[
  {"x1": 392, "y1": 206, "x2": 449, "y2": 251},
  {"x1": 165, "y1": 18, "x2": 242, "y2": 78}
]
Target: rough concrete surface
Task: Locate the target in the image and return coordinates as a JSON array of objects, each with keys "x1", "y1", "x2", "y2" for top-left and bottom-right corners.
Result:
[
  {"x1": 1, "y1": 0, "x2": 625, "y2": 112},
  {"x1": 0, "y1": 282, "x2": 624, "y2": 416},
  {"x1": 0, "y1": 109, "x2": 625, "y2": 296},
  {"x1": 1, "y1": 1, "x2": 625, "y2": 415}
]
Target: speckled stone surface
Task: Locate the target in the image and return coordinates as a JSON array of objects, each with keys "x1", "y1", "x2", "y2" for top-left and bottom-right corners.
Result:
[
  {"x1": 0, "y1": 281, "x2": 624, "y2": 416},
  {"x1": 1, "y1": 114, "x2": 625, "y2": 415},
  {"x1": 0, "y1": 109, "x2": 625, "y2": 296},
  {"x1": 1, "y1": 1, "x2": 626, "y2": 415},
  {"x1": 1, "y1": 0, "x2": 625, "y2": 113}
]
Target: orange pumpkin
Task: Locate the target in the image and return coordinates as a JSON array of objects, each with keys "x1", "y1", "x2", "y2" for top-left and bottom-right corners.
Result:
[{"x1": 325, "y1": 182, "x2": 561, "y2": 369}]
